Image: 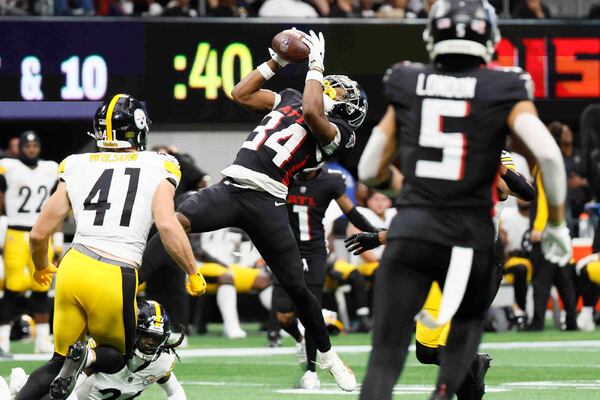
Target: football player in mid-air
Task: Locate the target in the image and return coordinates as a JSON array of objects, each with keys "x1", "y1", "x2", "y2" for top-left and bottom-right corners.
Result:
[
  {"x1": 353, "y1": 1, "x2": 570, "y2": 399},
  {"x1": 17, "y1": 94, "x2": 206, "y2": 400},
  {"x1": 4, "y1": 300, "x2": 187, "y2": 400},
  {"x1": 143, "y1": 30, "x2": 367, "y2": 391},
  {"x1": 274, "y1": 164, "x2": 378, "y2": 389},
  {"x1": 348, "y1": 150, "x2": 536, "y2": 399},
  {"x1": 0, "y1": 132, "x2": 63, "y2": 355}
]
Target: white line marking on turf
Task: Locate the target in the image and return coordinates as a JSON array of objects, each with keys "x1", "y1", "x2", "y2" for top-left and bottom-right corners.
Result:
[{"x1": 4, "y1": 340, "x2": 600, "y2": 362}]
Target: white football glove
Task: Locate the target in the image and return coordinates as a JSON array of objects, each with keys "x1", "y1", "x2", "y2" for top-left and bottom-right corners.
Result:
[
  {"x1": 268, "y1": 48, "x2": 289, "y2": 68},
  {"x1": 302, "y1": 30, "x2": 325, "y2": 73},
  {"x1": 541, "y1": 221, "x2": 572, "y2": 266}
]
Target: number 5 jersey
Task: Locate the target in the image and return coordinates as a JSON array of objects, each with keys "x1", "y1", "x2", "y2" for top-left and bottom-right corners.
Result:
[
  {"x1": 58, "y1": 152, "x2": 181, "y2": 265},
  {"x1": 384, "y1": 62, "x2": 533, "y2": 249}
]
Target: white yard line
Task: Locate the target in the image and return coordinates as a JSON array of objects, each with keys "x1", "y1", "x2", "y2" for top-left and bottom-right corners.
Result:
[{"x1": 4, "y1": 340, "x2": 600, "y2": 362}]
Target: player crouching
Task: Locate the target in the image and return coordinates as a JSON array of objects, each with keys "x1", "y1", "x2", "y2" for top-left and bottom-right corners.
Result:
[{"x1": 3, "y1": 300, "x2": 187, "y2": 400}]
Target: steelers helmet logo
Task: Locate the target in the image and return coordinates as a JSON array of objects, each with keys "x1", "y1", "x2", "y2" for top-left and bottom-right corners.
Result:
[{"x1": 134, "y1": 108, "x2": 147, "y2": 130}]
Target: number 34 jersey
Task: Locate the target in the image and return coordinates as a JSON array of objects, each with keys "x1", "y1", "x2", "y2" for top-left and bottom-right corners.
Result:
[
  {"x1": 384, "y1": 62, "x2": 532, "y2": 249},
  {"x1": 58, "y1": 152, "x2": 181, "y2": 264},
  {"x1": 0, "y1": 158, "x2": 58, "y2": 228},
  {"x1": 222, "y1": 89, "x2": 356, "y2": 199}
]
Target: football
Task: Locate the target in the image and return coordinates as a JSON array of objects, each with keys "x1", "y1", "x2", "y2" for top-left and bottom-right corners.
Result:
[{"x1": 271, "y1": 29, "x2": 309, "y2": 63}]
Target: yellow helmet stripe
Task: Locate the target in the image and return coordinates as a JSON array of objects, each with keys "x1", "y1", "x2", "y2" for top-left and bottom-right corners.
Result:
[
  {"x1": 153, "y1": 301, "x2": 162, "y2": 327},
  {"x1": 105, "y1": 94, "x2": 126, "y2": 142}
]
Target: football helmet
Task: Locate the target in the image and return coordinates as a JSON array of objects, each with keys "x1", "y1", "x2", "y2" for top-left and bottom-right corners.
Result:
[
  {"x1": 135, "y1": 300, "x2": 171, "y2": 361},
  {"x1": 423, "y1": 0, "x2": 501, "y2": 63},
  {"x1": 323, "y1": 75, "x2": 368, "y2": 129},
  {"x1": 18, "y1": 131, "x2": 41, "y2": 167},
  {"x1": 10, "y1": 315, "x2": 35, "y2": 341},
  {"x1": 91, "y1": 94, "x2": 151, "y2": 151}
]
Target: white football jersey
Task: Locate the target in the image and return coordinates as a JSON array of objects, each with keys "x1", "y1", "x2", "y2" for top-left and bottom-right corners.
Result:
[
  {"x1": 500, "y1": 207, "x2": 530, "y2": 253},
  {"x1": 74, "y1": 351, "x2": 176, "y2": 400},
  {"x1": 58, "y1": 152, "x2": 180, "y2": 264},
  {"x1": 0, "y1": 158, "x2": 58, "y2": 228}
]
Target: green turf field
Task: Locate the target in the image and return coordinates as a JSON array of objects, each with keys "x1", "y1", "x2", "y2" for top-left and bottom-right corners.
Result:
[{"x1": 2, "y1": 324, "x2": 599, "y2": 399}]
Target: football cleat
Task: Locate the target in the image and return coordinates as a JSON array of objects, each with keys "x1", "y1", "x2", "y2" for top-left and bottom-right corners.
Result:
[
  {"x1": 456, "y1": 353, "x2": 492, "y2": 400},
  {"x1": 49, "y1": 340, "x2": 88, "y2": 400},
  {"x1": 9, "y1": 368, "x2": 28, "y2": 396},
  {"x1": 296, "y1": 338, "x2": 307, "y2": 370},
  {"x1": 224, "y1": 327, "x2": 247, "y2": 339},
  {"x1": 577, "y1": 309, "x2": 596, "y2": 332},
  {"x1": 319, "y1": 350, "x2": 356, "y2": 392},
  {"x1": 298, "y1": 370, "x2": 320, "y2": 390}
]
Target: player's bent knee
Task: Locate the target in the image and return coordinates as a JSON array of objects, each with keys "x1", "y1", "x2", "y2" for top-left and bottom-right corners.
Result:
[
  {"x1": 415, "y1": 341, "x2": 440, "y2": 365},
  {"x1": 252, "y1": 274, "x2": 271, "y2": 290},
  {"x1": 276, "y1": 312, "x2": 296, "y2": 327},
  {"x1": 175, "y1": 212, "x2": 192, "y2": 233},
  {"x1": 93, "y1": 346, "x2": 127, "y2": 374}
]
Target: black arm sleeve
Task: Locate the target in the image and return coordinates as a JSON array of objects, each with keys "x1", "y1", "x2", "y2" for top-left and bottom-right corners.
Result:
[
  {"x1": 0, "y1": 175, "x2": 6, "y2": 192},
  {"x1": 503, "y1": 168, "x2": 536, "y2": 201},
  {"x1": 346, "y1": 207, "x2": 378, "y2": 233}
]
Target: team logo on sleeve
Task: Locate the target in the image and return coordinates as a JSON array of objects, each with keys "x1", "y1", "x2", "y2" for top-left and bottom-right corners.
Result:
[{"x1": 143, "y1": 375, "x2": 158, "y2": 386}]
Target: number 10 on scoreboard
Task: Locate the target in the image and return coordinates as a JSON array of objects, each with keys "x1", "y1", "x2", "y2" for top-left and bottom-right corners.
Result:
[{"x1": 173, "y1": 42, "x2": 253, "y2": 101}]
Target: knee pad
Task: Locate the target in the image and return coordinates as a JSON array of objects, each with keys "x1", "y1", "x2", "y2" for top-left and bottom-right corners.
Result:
[
  {"x1": 415, "y1": 341, "x2": 440, "y2": 365},
  {"x1": 30, "y1": 291, "x2": 50, "y2": 315}
]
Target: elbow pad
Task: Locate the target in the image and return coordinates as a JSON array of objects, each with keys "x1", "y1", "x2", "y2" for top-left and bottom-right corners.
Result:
[
  {"x1": 513, "y1": 113, "x2": 566, "y2": 206},
  {"x1": 358, "y1": 126, "x2": 387, "y2": 181},
  {"x1": 502, "y1": 168, "x2": 536, "y2": 201}
]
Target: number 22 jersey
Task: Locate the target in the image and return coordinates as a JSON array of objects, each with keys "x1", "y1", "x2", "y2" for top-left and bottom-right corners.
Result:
[
  {"x1": 58, "y1": 152, "x2": 181, "y2": 264},
  {"x1": 222, "y1": 89, "x2": 356, "y2": 199},
  {"x1": 384, "y1": 62, "x2": 532, "y2": 249}
]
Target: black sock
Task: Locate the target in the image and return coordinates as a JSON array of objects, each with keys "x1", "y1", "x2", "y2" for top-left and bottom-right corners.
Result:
[
  {"x1": 281, "y1": 318, "x2": 303, "y2": 343},
  {"x1": 285, "y1": 284, "x2": 331, "y2": 352},
  {"x1": 506, "y1": 264, "x2": 528, "y2": 311},
  {"x1": 15, "y1": 353, "x2": 64, "y2": 400},
  {"x1": 437, "y1": 318, "x2": 484, "y2": 397},
  {"x1": 305, "y1": 333, "x2": 317, "y2": 372}
]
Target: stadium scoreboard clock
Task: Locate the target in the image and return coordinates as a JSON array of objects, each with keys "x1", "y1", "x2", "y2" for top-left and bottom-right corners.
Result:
[{"x1": 0, "y1": 19, "x2": 598, "y2": 124}]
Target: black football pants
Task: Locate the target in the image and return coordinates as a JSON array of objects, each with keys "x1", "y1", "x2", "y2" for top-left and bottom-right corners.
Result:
[
  {"x1": 530, "y1": 242, "x2": 577, "y2": 329},
  {"x1": 360, "y1": 238, "x2": 496, "y2": 400},
  {"x1": 174, "y1": 180, "x2": 332, "y2": 352}
]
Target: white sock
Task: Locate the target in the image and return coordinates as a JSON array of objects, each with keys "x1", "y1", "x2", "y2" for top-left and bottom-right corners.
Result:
[
  {"x1": 581, "y1": 306, "x2": 594, "y2": 318},
  {"x1": 217, "y1": 284, "x2": 242, "y2": 333},
  {"x1": 258, "y1": 286, "x2": 272, "y2": 310},
  {"x1": 0, "y1": 324, "x2": 11, "y2": 353},
  {"x1": 356, "y1": 307, "x2": 370, "y2": 316},
  {"x1": 35, "y1": 323, "x2": 50, "y2": 348}
]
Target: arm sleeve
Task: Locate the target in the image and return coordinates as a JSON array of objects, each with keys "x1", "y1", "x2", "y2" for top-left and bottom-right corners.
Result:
[
  {"x1": 159, "y1": 373, "x2": 187, "y2": 400},
  {"x1": 0, "y1": 175, "x2": 6, "y2": 192},
  {"x1": 345, "y1": 207, "x2": 378, "y2": 233},
  {"x1": 503, "y1": 168, "x2": 536, "y2": 201},
  {"x1": 162, "y1": 154, "x2": 182, "y2": 188}
]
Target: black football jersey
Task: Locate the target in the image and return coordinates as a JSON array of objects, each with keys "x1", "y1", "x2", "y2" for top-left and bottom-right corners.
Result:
[
  {"x1": 229, "y1": 89, "x2": 355, "y2": 191},
  {"x1": 287, "y1": 169, "x2": 347, "y2": 256},
  {"x1": 384, "y1": 62, "x2": 532, "y2": 249}
]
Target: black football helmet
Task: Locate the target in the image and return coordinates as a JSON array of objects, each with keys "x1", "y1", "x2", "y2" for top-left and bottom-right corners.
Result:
[
  {"x1": 135, "y1": 300, "x2": 171, "y2": 361},
  {"x1": 423, "y1": 0, "x2": 500, "y2": 63},
  {"x1": 323, "y1": 75, "x2": 368, "y2": 130},
  {"x1": 91, "y1": 94, "x2": 151, "y2": 151}
]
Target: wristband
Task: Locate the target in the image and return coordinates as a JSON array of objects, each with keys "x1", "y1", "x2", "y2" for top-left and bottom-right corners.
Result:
[
  {"x1": 305, "y1": 69, "x2": 323, "y2": 83},
  {"x1": 52, "y1": 231, "x2": 64, "y2": 251},
  {"x1": 257, "y1": 62, "x2": 275, "y2": 80}
]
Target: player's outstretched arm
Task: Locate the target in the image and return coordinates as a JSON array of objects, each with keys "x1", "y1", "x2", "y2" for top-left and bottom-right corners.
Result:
[
  {"x1": 358, "y1": 105, "x2": 403, "y2": 193},
  {"x1": 152, "y1": 180, "x2": 206, "y2": 295},
  {"x1": 336, "y1": 194, "x2": 378, "y2": 233},
  {"x1": 29, "y1": 182, "x2": 71, "y2": 281},
  {"x1": 230, "y1": 55, "x2": 282, "y2": 113},
  {"x1": 497, "y1": 164, "x2": 536, "y2": 201},
  {"x1": 158, "y1": 372, "x2": 187, "y2": 400},
  {"x1": 508, "y1": 100, "x2": 570, "y2": 265}
]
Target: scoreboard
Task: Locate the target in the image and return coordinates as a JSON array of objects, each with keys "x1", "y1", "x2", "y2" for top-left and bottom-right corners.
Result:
[{"x1": 0, "y1": 18, "x2": 598, "y2": 124}]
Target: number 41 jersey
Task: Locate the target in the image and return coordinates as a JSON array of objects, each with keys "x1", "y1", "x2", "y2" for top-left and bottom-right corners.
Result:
[
  {"x1": 384, "y1": 62, "x2": 532, "y2": 249},
  {"x1": 58, "y1": 152, "x2": 181, "y2": 264}
]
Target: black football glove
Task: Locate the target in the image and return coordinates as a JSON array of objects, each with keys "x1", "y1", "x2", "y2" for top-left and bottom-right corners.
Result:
[{"x1": 344, "y1": 232, "x2": 382, "y2": 255}]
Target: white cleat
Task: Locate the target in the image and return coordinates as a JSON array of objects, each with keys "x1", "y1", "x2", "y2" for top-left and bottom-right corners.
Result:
[
  {"x1": 577, "y1": 310, "x2": 596, "y2": 332},
  {"x1": 319, "y1": 350, "x2": 356, "y2": 392},
  {"x1": 9, "y1": 368, "x2": 28, "y2": 396},
  {"x1": 34, "y1": 338, "x2": 55, "y2": 354},
  {"x1": 296, "y1": 338, "x2": 307, "y2": 369},
  {"x1": 298, "y1": 370, "x2": 320, "y2": 390},
  {"x1": 224, "y1": 328, "x2": 248, "y2": 339},
  {"x1": 0, "y1": 376, "x2": 10, "y2": 399}
]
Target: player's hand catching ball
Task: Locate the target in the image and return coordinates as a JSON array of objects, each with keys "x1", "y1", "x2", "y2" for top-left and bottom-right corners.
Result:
[
  {"x1": 269, "y1": 48, "x2": 289, "y2": 68},
  {"x1": 542, "y1": 221, "x2": 572, "y2": 266},
  {"x1": 302, "y1": 30, "x2": 325, "y2": 73},
  {"x1": 186, "y1": 271, "x2": 207, "y2": 296},
  {"x1": 344, "y1": 232, "x2": 382, "y2": 255},
  {"x1": 33, "y1": 264, "x2": 58, "y2": 286}
]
